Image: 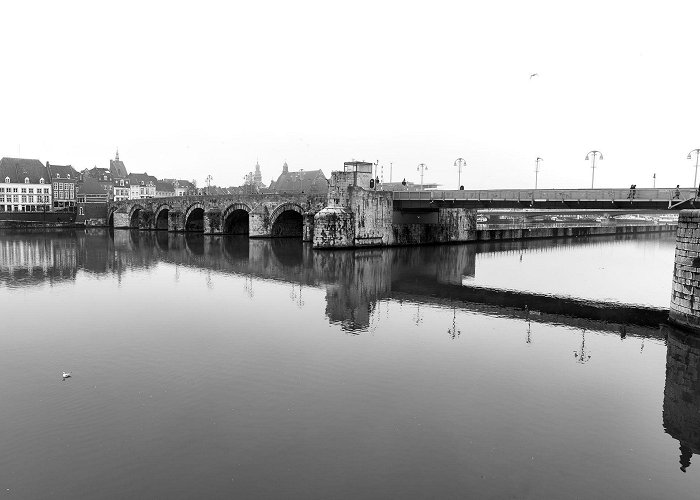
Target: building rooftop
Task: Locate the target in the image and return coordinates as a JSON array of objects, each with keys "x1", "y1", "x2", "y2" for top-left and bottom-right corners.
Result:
[{"x1": 0, "y1": 157, "x2": 50, "y2": 184}]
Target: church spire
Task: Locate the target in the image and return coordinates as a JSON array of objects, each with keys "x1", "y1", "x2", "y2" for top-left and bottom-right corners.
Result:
[{"x1": 115, "y1": 148, "x2": 119, "y2": 161}]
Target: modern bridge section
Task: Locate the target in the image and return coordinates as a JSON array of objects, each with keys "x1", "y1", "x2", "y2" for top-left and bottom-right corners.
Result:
[
  {"x1": 392, "y1": 187, "x2": 698, "y2": 210},
  {"x1": 108, "y1": 193, "x2": 327, "y2": 240}
]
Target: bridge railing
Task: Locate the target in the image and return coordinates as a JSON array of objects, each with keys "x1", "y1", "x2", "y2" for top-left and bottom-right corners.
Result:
[{"x1": 392, "y1": 188, "x2": 697, "y2": 203}]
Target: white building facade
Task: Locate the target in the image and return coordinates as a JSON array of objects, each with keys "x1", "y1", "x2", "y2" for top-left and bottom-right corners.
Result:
[{"x1": 0, "y1": 158, "x2": 52, "y2": 212}]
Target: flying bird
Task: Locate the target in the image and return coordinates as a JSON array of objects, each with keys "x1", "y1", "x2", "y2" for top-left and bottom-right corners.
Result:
[
  {"x1": 62, "y1": 372, "x2": 72, "y2": 379},
  {"x1": 530, "y1": 73, "x2": 539, "y2": 79}
]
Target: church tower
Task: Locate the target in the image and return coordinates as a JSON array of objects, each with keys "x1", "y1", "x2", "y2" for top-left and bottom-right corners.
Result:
[{"x1": 253, "y1": 161, "x2": 262, "y2": 187}]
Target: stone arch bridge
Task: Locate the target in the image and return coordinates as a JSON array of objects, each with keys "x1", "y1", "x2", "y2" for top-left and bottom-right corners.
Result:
[{"x1": 108, "y1": 193, "x2": 327, "y2": 240}]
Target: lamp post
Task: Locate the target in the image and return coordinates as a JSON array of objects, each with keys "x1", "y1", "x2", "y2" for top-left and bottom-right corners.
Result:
[
  {"x1": 417, "y1": 163, "x2": 428, "y2": 190},
  {"x1": 205, "y1": 174, "x2": 212, "y2": 195},
  {"x1": 688, "y1": 149, "x2": 700, "y2": 188},
  {"x1": 454, "y1": 158, "x2": 466, "y2": 189},
  {"x1": 535, "y1": 157, "x2": 543, "y2": 189},
  {"x1": 585, "y1": 151, "x2": 603, "y2": 189}
]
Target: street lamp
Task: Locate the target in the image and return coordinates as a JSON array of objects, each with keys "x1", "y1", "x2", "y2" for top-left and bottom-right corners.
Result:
[
  {"x1": 417, "y1": 163, "x2": 428, "y2": 190},
  {"x1": 205, "y1": 174, "x2": 213, "y2": 195},
  {"x1": 535, "y1": 157, "x2": 543, "y2": 189},
  {"x1": 454, "y1": 158, "x2": 466, "y2": 189},
  {"x1": 688, "y1": 149, "x2": 700, "y2": 188},
  {"x1": 585, "y1": 151, "x2": 603, "y2": 189}
]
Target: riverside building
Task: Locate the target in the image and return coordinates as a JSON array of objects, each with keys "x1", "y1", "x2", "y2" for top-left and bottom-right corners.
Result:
[{"x1": 0, "y1": 158, "x2": 52, "y2": 212}]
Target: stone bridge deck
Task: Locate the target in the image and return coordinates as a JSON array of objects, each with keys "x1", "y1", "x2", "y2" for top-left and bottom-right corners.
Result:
[{"x1": 108, "y1": 193, "x2": 327, "y2": 239}]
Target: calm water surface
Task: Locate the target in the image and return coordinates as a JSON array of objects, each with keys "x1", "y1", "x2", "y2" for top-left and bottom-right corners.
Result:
[{"x1": 0, "y1": 230, "x2": 698, "y2": 499}]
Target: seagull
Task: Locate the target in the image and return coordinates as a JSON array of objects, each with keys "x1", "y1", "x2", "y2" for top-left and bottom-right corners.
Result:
[
  {"x1": 530, "y1": 73, "x2": 539, "y2": 79},
  {"x1": 62, "y1": 372, "x2": 72, "y2": 379}
]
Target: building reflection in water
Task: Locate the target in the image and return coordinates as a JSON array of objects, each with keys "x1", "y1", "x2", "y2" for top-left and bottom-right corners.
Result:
[
  {"x1": 663, "y1": 325, "x2": 700, "y2": 473},
  {"x1": 5, "y1": 229, "x2": 698, "y2": 474}
]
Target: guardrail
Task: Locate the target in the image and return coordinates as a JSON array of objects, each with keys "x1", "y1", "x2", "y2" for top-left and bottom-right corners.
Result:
[{"x1": 391, "y1": 188, "x2": 696, "y2": 203}]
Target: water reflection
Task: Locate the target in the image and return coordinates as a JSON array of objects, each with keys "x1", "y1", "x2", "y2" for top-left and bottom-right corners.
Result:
[
  {"x1": 663, "y1": 325, "x2": 700, "y2": 472},
  {"x1": 0, "y1": 229, "x2": 672, "y2": 336}
]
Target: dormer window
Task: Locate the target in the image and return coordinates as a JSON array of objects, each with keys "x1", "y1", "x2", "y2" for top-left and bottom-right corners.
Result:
[
  {"x1": 4, "y1": 177, "x2": 9, "y2": 183},
  {"x1": 39, "y1": 178, "x2": 44, "y2": 184},
  {"x1": 24, "y1": 177, "x2": 29, "y2": 184},
  {"x1": 56, "y1": 174, "x2": 60, "y2": 179},
  {"x1": 67, "y1": 174, "x2": 70, "y2": 179}
]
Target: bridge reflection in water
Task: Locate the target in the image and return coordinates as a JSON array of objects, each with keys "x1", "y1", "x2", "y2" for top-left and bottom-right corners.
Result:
[
  {"x1": 4, "y1": 228, "x2": 700, "y2": 471},
  {"x1": 0, "y1": 228, "x2": 671, "y2": 335}
]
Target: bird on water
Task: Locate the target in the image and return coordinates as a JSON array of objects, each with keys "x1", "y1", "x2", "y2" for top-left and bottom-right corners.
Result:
[{"x1": 62, "y1": 372, "x2": 72, "y2": 380}]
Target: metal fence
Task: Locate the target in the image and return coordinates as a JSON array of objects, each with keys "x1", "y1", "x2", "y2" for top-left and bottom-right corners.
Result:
[{"x1": 392, "y1": 187, "x2": 696, "y2": 204}]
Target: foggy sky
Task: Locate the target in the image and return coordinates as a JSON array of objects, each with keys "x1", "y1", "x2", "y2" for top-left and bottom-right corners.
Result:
[{"x1": 2, "y1": 0, "x2": 700, "y2": 190}]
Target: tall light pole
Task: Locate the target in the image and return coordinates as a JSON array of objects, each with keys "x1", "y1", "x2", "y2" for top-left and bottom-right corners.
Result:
[
  {"x1": 205, "y1": 174, "x2": 213, "y2": 195},
  {"x1": 585, "y1": 151, "x2": 603, "y2": 189},
  {"x1": 417, "y1": 163, "x2": 428, "y2": 190},
  {"x1": 454, "y1": 158, "x2": 466, "y2": 189},
  {"x1": 688, "y1": 149, "x2": 700, "y2": 188},
  {"x1": 653, "y1": 173, "x2": 656, "y2": 188},
  {"x1": 535, "y1": 157, "x2": 543, "y2": 189}
]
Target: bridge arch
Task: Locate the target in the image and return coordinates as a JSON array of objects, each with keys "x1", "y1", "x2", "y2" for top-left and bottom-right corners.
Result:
[
  {"x1": 270, "y1": 202, "x2": 304, "y2": 238},
  {"x1": 129, "y1": 204, "x2": 146, "y2": 228},
  {"x1": 107, "y1": 207, "x2": 118, "y2": 228},
  {"x1": 184, "y1": 202, "x2": 205, "y2": 232},
  {"x1": 222, "y1": 202, "x2": 251, "y2": 235},
  {"x1": 154, "y1": 204, "x2": 171, "y2": 231}
]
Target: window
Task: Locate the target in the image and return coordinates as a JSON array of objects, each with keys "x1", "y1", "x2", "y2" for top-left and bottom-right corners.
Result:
[
  {"x1": 28, "y1": 188, "x2": 33, "y2": 194},
  {"x1": 21, "y1": 188, "x2": 26, "y2": 194},
  {"x1": 4, "y1": 177, "x2": 9, "y2": 183},
  {"x1": 56, "y1": 173, "x2": 60, "y2": 179},
  {"x1": 79, "y1": 207, "x2": 84, "y2": 216},
  {"x1": 53, "y1": 183, "x2": 58, "y2": 190},
  {"x1": 67, "y1": 174, "x2": 70, "y2": 179},
  {"x1": 44, "y1": 188, "x2": 49, "y2": 193},
  {"x1": 0, "y1": 196, "x2": 4, "y2": 203},
  {"x1": 24, "y1": 177, "x2": 29, "y2": 183},
  {"x1": 39, "y1": 178, "x2": 44, "y2": 184},
  {"x1": 0, "y1": 188, "x2": 3, "y2": 193},
  {"x1": 13, "y1": 188, "x2": 17, "y2": 193},
  {"x1": 28, "y1": 196, "x2": 34, "y2": 203},
  {"x1": 120, "y1": 180, "x2": 124, "y2": 186},
  {"x1": 21, "y1": 195, "x2": 26, "y2": 203}
]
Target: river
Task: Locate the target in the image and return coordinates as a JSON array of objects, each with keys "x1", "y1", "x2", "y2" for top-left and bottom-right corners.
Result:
[{"x1": 0, "y1": 229, "x2": 697, "y2": 499}]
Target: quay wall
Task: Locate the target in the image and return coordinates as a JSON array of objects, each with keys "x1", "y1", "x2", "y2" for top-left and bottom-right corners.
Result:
[
  {"x1": 670, "y1": 210, "x2": 700, "y2": 330},
  {"x1": 475, "y1": 224, "x2": 677, "y2": 242}
]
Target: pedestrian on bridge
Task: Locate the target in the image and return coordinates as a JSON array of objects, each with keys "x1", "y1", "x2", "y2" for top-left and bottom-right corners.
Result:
[
  {"x1": 674, "y1": 185, "x2": 681, "y2": 200},
  {"x1": 628, "y1": 184, "x2": 637, "y2": 200}
]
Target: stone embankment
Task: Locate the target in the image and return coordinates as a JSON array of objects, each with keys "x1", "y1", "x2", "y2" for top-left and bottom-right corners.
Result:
[{"x1": 670, "y1": 210, "x2": 700, "y2": 330}]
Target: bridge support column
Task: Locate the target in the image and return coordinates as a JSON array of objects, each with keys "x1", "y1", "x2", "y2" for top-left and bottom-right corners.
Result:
[
  {"x1": 113, "y1": 211, "x2": 130, "y2": 228},
  {"x1": 313, "y1": 206, "x2": 355, "y2": 248},
  {"x1": 303, "y1": 212, "x2": 315, "y2": 242},
  {"x1": 138, "y1": 210, "x2": 154, "y2": 230},
  {"x1": 204, "y1": 210, "x2": 223, "y2": 234},
  {"x1": 169, "y1": 211, "x2": 185, "y2": 232},
  {"x1": 249, "y1": 209, "x2": 271, "y2": 238},
  {"x1": 670, "y1": 210, "x2": 700, "y2": 331}
]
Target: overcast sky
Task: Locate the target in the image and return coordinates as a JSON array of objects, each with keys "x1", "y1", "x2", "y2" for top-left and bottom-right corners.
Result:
[{"x1": 2, "y1": 0, "x2": 700, "y2": 190}]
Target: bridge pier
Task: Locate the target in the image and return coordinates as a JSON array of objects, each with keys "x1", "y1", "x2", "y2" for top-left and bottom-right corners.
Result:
[
  {"x1": 204, "y1": 210, "x2": 222, "y2": 234},
  {"x1": 670, "y1": 210, "x2": 700, "y2": 331}
]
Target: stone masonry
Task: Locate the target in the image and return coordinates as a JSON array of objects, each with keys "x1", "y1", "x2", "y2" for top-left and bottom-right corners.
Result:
[{"x1": 670, "y1": 210, "x2": 700, "y2": 330}]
